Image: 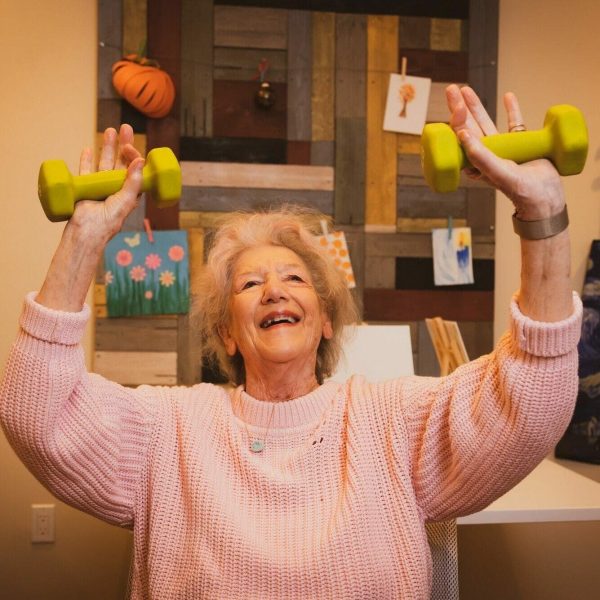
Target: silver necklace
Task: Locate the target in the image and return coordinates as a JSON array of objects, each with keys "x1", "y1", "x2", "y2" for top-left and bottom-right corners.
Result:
[{"x1": 233, "y1": 386, "x2": 277, "y2": 453}]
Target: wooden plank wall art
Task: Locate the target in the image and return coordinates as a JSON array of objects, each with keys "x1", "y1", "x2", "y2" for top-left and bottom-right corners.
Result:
[{"x1": 95, "y1": 0, "x2": 498, "y2": 384}]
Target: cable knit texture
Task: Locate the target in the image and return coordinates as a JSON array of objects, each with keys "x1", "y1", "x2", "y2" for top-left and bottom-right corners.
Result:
[{"x1": 0, "y1": 291, "x2": 583, "y2": 599}]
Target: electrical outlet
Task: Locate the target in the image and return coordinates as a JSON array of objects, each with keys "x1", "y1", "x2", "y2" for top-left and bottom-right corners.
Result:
[{"x1": 31, "y1": 504, "x2": 55, "y2": 543}]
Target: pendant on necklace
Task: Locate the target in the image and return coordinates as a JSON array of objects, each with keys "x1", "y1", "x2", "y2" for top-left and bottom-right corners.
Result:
[{"x1": 250, "y1": 439, "x2": 265, "y2": 453}]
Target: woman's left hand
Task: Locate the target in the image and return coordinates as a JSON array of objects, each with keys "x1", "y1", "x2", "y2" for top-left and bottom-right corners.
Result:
[{"x1": 445, "y1": 84, "x2": 566, "y2": 222}]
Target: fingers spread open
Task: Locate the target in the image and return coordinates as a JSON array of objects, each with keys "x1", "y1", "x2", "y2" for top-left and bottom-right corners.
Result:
[
  {"x1": 116, "y1": 124, "x2": 136, "y2": 169},
  {"x1": 79, "y1": 147, "x2": 93, "y2": 176},
  {"x1": 98, "y1": 127, "x2": 118, "y2": 171},
  {"x1": 503, "y1": 92, "x2": 526, "y2": 132},
  {"x1": 108, "y1": 157, "x2": 145, "y2": 219},
  {"x1": 446, "y1": 84, "x2": 484, "y2": 138},
  {"x1": 461, "y1": 86, "x2": 497, "y2": 136}
]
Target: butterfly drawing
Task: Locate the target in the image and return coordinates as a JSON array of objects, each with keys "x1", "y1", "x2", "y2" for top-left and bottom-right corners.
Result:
[{"x1": 124, "y1": 233, "x2": 141, "y2": 247}]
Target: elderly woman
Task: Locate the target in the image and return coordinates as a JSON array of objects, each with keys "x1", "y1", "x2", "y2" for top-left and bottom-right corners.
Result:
[{"x1": 0, "y1": 85, "x2": 582, "y2": 599}]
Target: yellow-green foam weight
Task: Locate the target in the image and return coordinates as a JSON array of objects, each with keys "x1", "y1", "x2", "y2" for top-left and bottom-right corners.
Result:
[
  {"x1": 38, "y1": 147, "x2": 181, "y2": 222},
  {"x1": 421, "y1": 104, "x2": 589, "y2": 193}
]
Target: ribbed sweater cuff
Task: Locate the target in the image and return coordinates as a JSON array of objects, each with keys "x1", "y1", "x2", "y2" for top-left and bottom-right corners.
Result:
[
  {"x1": 510, "y1": 291, "x2": 582, "y2": 357},
  {"x1": 20, "y1": 292, "x2": 90, "y2": 345}
]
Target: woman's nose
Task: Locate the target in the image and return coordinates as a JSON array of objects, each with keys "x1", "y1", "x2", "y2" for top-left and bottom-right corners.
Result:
[{"x1": 261, "y1": 275, "x2": 289, "y2": 303}]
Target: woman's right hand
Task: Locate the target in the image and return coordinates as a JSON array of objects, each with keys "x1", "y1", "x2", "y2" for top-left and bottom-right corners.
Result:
[{"x1": 67, "y1": 124, "x2": 144, "y2": 246}]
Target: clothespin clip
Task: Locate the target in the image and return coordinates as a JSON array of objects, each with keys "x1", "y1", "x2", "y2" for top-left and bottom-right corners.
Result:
[
  {"x1": 447, "y1": 215, "x2": 453, "y2": 241},
  {"x1": 401, "y1": 56, "x2": 407, "y2": 81},
  {"x1": 253, "y1": 58, "x2": 269, "y2": 82},
  {"x1": 143, "y1": 218, "x2": 154, "y2": 243}
]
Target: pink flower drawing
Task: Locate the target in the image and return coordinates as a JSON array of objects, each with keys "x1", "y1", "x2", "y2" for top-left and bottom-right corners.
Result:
[
  {"x1": 159, "y1": 270, "x2": 175, "y2": 287},
  {"x1": 168, "y1": 245, "x2": 185, "y2": 262},
  {"x1": 130, "y1": 265, "x2": 147, "y2": 282},
  {"x1": 145, "y1": 290, "x2": 153, "y2": 300},
  {"x1": 145, "y1": 253, "x2": 162, "y2": 270},
  {"x1": 116, "y1": 249, "x2": 133, "y2": 267}
]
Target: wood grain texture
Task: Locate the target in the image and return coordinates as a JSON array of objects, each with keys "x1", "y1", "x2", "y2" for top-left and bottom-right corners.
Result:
[
  {"x1": 146, "y1": 0, "x2": 181, "y2": 230},
  {"x1": 427, "y1": 81, "x2": 467, "y2": 122},
  {"x1": 122, "y1": 0, "x2": 146, "y2": 55},
  {"x1": 181, "y1": 161, "x2": 334, "y2": 190},
  {"x1": 312, "y1": 12, "x2": 336, "y2": 140},
  {"x1": 363, "y1": 288, "x2": 494, "y2": 321},
  {"x1": 214, "y1": 48, "x2": 286, "y2": 82},
  {"x1": 180, "y1": 211, "x2": 228, "y2": 230},
  {"x1": 396, "y1": 133, "x2": 421, "y2": 155},
  {"x1": 287, "y1": 10, "x2": 312, "y2": 141},
  {"x1": 181, "y1": 0, "x2": 214, "y2": 137},
  {"x1": 399, "y1": 16, "x2": 430, "y2": 49},
  {"x1": 467, "y1": 186, "x2": 496, "y2": 237},
  {"x1": 364, "y1": 256, "x2": 396, "y2": 288},
  {"x1": 398, "y1": 48, "x2": 468, "y2": 83},
  {"x1": 395, "y1": 257, "x2": 494, "y2": 290},
  {"x1": 468, "y1": 0, "x2": 499, "y2": 121},
  {"x1": 97, "y1": 99, "x2": 122, "y2": 132},
  {"x1": 335, "y1": 117, "x2": 366, "y2": 225},
  {"x1": 397, "y1": 184, "x2": 467, "y2": 219},
  {"x1": 430, "y1": 18, "x2": 463, "y2": 51},
  {"x1": 365, "y1": 232, "x2": 494, "y2": 259},
  {"x1": 335, "y1": 13, "x2": 366, "y2": 119},
  {"x1": 366, "y1": 15, "x2": 398, "y2": 228},
  {"x1": 178, "y1": 227, "x2": 204, "y2": 384},
  {"x1": 214, "y1": 5, "x2": 288, "y2": 49},
  {"x1": 98, "y1": 0, "x2": 122, "y2": 101},
  {"x1": 94, "y1": 351, "x2": 178, "y2": 385},
  {"x1": 287, "y1": 141, "x2": 311, "y2": 165},
  {"x1": 95, "y1": 317, "x2": 178, "y2": 351},
  {"x1": 310, "y1": 141, "x2": 334, "y2": 166},
  {"x1": 397, "y1": 217, "x2": 467, "y2": 233},
  {"x1": 180, "y1": 187, "x2": 333, "y2": 214},
  {"x1": 213, "y1": 80, "x2": 287, "y2": 139},
  {"x1": 180, "y1": 136, "x2": 286, "y2": 163}
]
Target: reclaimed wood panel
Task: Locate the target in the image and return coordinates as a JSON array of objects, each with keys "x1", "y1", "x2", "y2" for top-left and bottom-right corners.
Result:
[
  {"x1": 122, "y1": 0, "x2": 146, "y2": 55},
  {"x1": 312, "y1": 12, "x2": 336, "y2": 140},
  {"x1": 334, "y1": 14, "x2": 366, "y2": 225},
  {"x1": 146, "y1": 0, "x2": 181, "y2": 230},
  {"x1": 95, "y1": 317, "x2": 178, "y2": 351},
  {"x1": 287, "y1": 141, "x2": 311, "y2": 165},
  {"x1": 467, "y1": 187, "x2": 496, "y2": 237},
  {"x1": 180, "y1": 211, "x2": 227, "y2": 230},
  {"x1": 395, "y1": 257, "x2": 495, "y2": 290},
  {"x1": 214, "y1": 47, "x2": 286, "y2": 82},
  {"x1": 180, "y1": 136, "x2": 286, "y2": 163},
  {"x1": 417, "y1": 320, "x2": 441, "y2": 376},
  {"x1": 213, "y1": 80, "x2": 287, "y2": 139},
  {"x1": 365, "y1": 232, "x2": 494, "y2": 259},
  {"x1": 397, "y1": 217, "x2": 467, "y2": 233},
  {"x1": 98, "y1": 0, "x2": 122, "y2": 101},
  {"x1": 397, "y1": 185, "x2": 467, "y2": 219},
  {"x1": 310, "y1": 141, "x2": 334, "y2": 166},
  {"x1": 335, "y1": 14, "x2": 366, "y2": 119},
  {"x1": 364, "y1": 256, "x2": 396, "y2": 288},
  {"x1": 365, "y1": 15, "x2": 398, "y2": 230},
  {"x1": 97, "y1": 99, "x2": 122, "y2": 133},
  {"x1": 287, "y1": 10, "x2": 312, "y2": 141},
  {"x1": 399, "y1": 16, "x2": 430, "y2": 49},
  {"x1": 427, "y1": 81, "x2": 468, "y2": 122},
  {"x1": 397, "y1": 133, "x2": 421, "y2": 155},
  {"x1": 181, "y1": 161, "x2": 334, "y2": 190},
  {"x1": 468, "y1": 0, "x2": 499, "y2": 121},
  {"x1": 94, "y1": 351, "x2": 177, "y2": 385},
  {"x1": 180, "y1": 187, "x2": 333, "y2": 214},
  {"x1": 363, "y1": 288, "x2": 494, "y2": 321},
  {"x1": 178, "y1": 228, "x2": 204, "y2": 385},
  {"x1": 398, "y1": 49, "x2": 468, "y2": 83},
  {"x1": 430, "y1": 18, "x2": 463, "y2": 51},
  {"x1": 181, "y1": 0, "x2": 213, "y2": 137},
  {"x1": 214, "y1": 5, "x2": 288, "y2": 49},
  {"x1": 335, "y1": 117, "x2": 366, "y2": 225}
]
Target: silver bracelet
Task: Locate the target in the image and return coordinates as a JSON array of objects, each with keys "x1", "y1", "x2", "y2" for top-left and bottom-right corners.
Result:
[{"x1": 512, "y1": 205, "x2": 569, "y2": 240}]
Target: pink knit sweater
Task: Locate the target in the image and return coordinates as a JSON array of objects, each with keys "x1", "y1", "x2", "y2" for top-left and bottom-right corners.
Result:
[{"x1": 1, "y1": 292, "x2": 582, "y2": 599}]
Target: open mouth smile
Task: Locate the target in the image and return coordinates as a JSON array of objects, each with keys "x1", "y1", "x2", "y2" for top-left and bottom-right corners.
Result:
[{"x1": 260, "y1": 313, "x2": 301, "y2": 329}]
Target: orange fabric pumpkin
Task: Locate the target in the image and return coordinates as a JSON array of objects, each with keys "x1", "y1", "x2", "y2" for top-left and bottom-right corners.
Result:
[{"x1": 112, "y1": 54, "x2": 175, "y2": 118}]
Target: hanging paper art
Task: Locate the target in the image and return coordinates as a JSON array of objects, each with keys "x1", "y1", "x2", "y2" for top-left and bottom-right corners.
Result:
[
  {"x1": 104, "y1": 230, "x2": 189, "y2": 317},
  {"x1": 383, "y1": 73, "x2": 431, "y2": 135},
  {"x1": 431, "y1": 226, "x2": 474, "y2": 286},
  {"x1": 317, "y1": 230, "x2": 356, "y2": 289}
]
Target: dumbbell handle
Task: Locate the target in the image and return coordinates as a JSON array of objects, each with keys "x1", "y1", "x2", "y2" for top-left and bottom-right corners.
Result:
[{"x1": 72, "y1": 166, "x2": 155, "y2": 201}]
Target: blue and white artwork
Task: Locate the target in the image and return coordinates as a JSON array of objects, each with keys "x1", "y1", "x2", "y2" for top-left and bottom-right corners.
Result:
[{"x1": 431, "y1": 227, "x2": 474, "y2": 286}]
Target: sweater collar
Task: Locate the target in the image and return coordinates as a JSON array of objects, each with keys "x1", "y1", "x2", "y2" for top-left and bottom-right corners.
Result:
[{"x1": 230, "y1": 380, "x2": 341, "y2": 429}]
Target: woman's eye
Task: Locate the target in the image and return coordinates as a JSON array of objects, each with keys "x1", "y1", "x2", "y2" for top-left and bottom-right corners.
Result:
[
  {"x1": 287, "y1": 274, "x2": 304, "y2": 283},
  {"x1": 241, "y1": 280, "x2": 259, "y2": 290}
]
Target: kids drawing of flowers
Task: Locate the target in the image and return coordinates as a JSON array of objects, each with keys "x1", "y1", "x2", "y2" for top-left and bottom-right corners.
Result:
[
  {"x1": 145, "y1": 253, "x2": 162, "y2": 270},
  {"x1": 130, "y1": 265, "x2": 147, "y2": 282},
  {"x1": 168, "y1": 245, "x2": 185, "y2": 262},
  {"x1": 116, "y1": 249, "x2": 133, "y2": 266},
  {"x1": 160, "y1": 271, "x2": 175, "y2": 287}
]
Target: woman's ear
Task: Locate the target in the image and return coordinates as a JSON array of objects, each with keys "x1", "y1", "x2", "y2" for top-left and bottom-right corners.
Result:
[
  {"x1": 219, "y1": 326, "x2": 237, "y2": 356},
  {"x1": 322, "y1": 317, "x2": 333, "y2": 340}
]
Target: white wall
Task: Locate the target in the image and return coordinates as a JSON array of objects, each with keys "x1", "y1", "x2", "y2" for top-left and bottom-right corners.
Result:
[{"x1": 0, "y1": 1, "x2": 131, "y2": 598}]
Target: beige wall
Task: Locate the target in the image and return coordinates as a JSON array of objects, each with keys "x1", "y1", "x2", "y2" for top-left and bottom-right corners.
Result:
[
  {"x1": 460, "y1": 1, "x2": 600, "y2": 598},
  {"x1": 0, "y1": 0, "x2": 599, "y2": 598},
  {"x1": 0, "y1": 1, "x2": 131, "y2": 598}
]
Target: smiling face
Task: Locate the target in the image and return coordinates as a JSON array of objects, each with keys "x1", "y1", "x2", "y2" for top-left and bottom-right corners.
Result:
[{"x1": 221, "y1": 244, "x2": 333, "y2": 381}]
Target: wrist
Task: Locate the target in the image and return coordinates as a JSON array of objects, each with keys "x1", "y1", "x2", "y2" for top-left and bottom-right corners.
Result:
[{"x1": 512, "y1": 204, "x2": 569, "y2": 240}]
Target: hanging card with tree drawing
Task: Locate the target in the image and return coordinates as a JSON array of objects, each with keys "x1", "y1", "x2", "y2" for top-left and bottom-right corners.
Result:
[
  {"x1": 103, "y1": 230, "x2": 189, "y2": 317},
  {"x1": 383, "y1": 74, "x2": 431, "y2": 135}
]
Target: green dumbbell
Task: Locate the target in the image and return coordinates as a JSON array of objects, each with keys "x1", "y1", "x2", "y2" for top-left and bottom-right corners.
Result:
[
  {"x1": 38, "y1": 147, "x2": 181, "y2": 222},
  {"x1": 421, "y1": 104, "x2": 588, "y2": 193}
]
